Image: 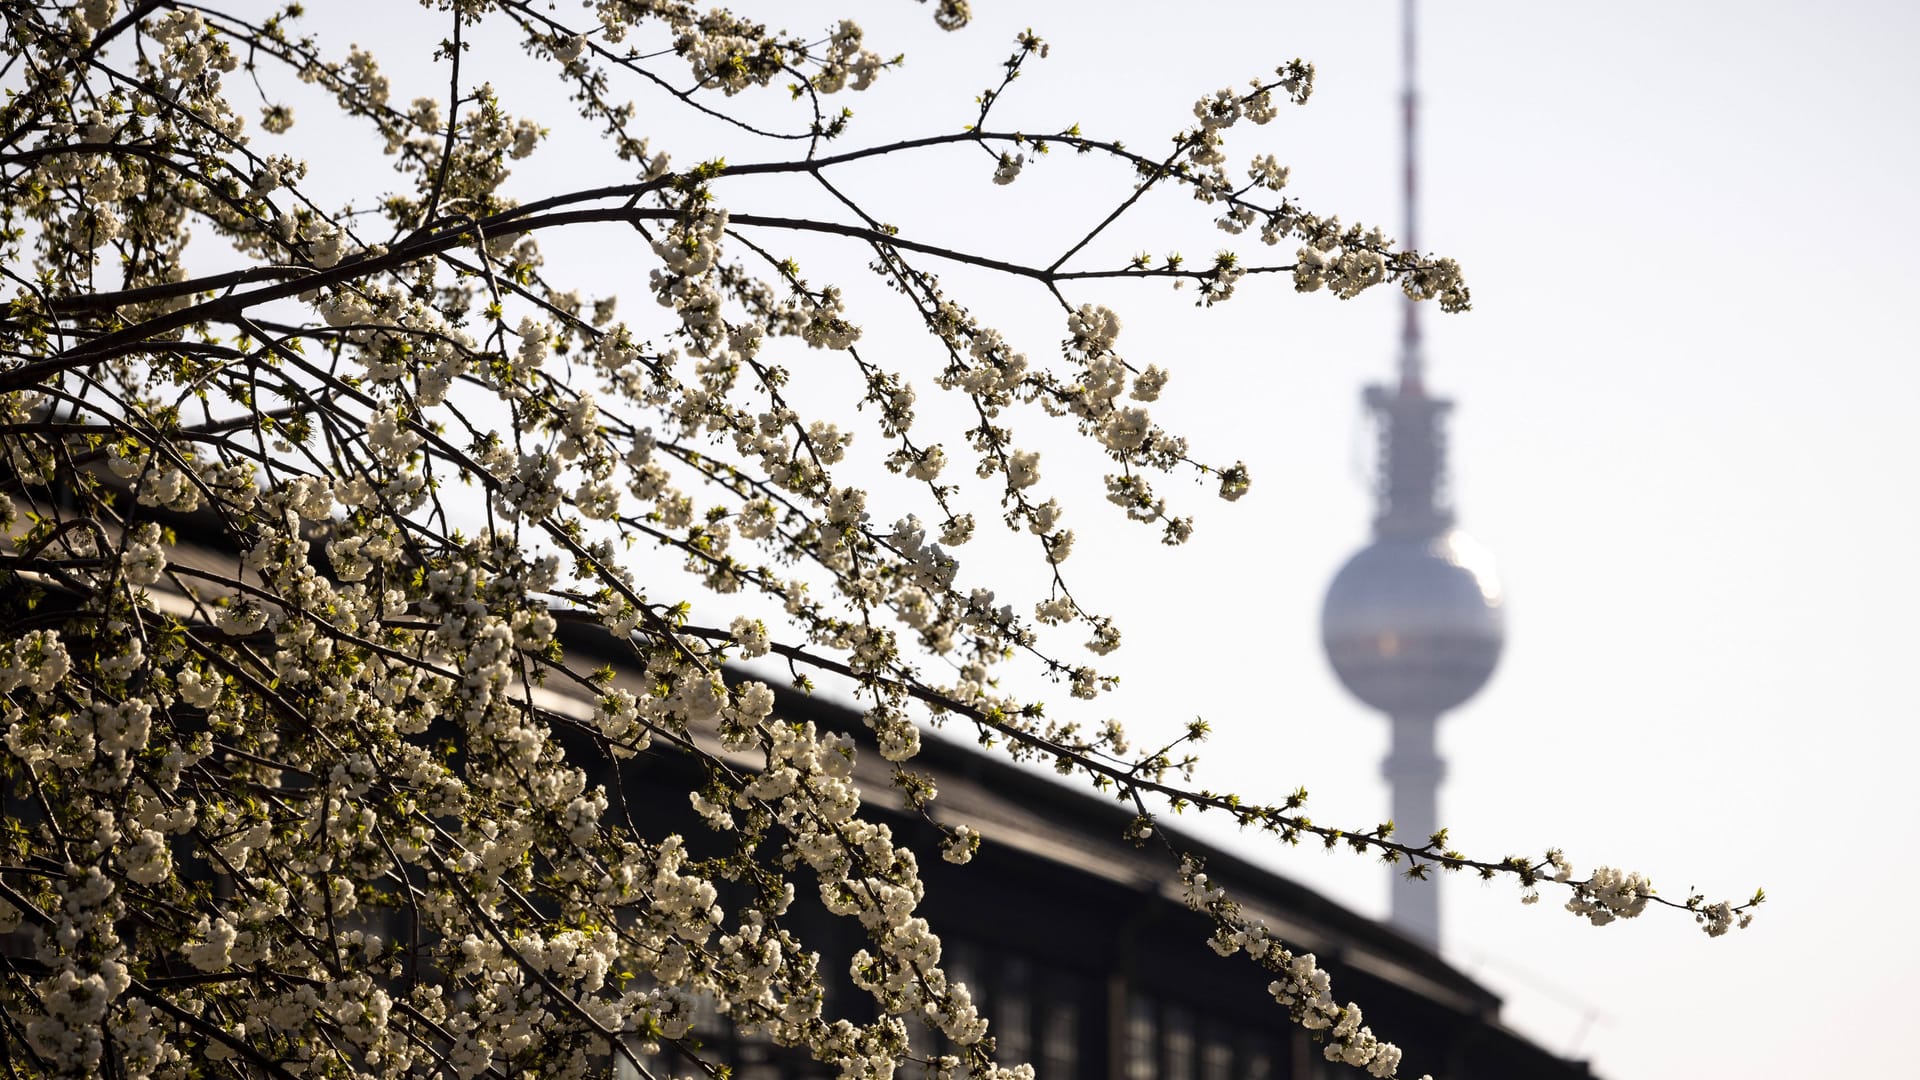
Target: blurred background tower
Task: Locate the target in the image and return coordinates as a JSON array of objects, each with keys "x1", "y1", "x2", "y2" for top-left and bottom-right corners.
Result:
[{"x1": 1320, "y1": 0, "x2": 1505, "y2": 949}]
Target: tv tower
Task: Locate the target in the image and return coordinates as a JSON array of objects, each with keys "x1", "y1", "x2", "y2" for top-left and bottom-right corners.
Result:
[{"x1": 1320, "y1": 0, "x2": 1505, "y2": 948}]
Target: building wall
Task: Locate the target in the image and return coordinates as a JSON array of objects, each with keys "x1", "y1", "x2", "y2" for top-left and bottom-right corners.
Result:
[{"x1": 600, "y1": 675, "x2": 1595, "y2": 1080}]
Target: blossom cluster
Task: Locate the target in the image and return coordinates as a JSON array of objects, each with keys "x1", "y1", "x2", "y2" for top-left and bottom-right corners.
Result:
[{"x1": 1184, "y1": 859, "x2": 1426, "y2": 1080}]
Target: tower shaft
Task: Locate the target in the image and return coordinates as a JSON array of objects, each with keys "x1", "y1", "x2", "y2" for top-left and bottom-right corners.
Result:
[{"x1": 1383, "y1": 711, "x2": 1444, "y2": 946}]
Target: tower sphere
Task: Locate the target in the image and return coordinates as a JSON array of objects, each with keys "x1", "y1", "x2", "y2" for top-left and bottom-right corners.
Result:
[{"x1": 1321, "y1": 529, "x2": 1504, "y2": 715}]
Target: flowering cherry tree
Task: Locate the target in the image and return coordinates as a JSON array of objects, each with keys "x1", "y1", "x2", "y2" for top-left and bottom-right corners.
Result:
[{"x1": 0, "y1": 2, "x2": 1761, "y2": 1078}]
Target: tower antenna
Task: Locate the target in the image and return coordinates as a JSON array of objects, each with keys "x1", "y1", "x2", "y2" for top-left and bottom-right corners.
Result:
[{"x1": 1399, "y1": 0, "x2": 1423, "y2": 393}]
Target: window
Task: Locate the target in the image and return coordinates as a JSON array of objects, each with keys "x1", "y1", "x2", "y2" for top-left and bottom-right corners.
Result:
[
  {"x1": 997, "y1": 956, "x2": 1033, "y2": 1066},
  {"x1": 613, "y1": 1036, "x2": 674, "y2": 1080},
  {"x1": 947, "y1": 940, "x2": 983, "y2": 1015},
  {"x1": 1123, "y1": 993, "x2": 1157, "y2": 1080},
  {"x1": 1238, "y1": 1031, "x2": 1278, "y2": 1080},
  {"x1": 904, "y1": 1014, "x2": 937, "y2": 1077},
  {"x1": 875, "y1": 936, "x2": 1085, "y2": 1079},
  {"x1": 1039, "y1": 977, "x2": 1082, "y2": 1080},
  {"x1": 1162, "y1": 1005, "x2": 1195, "y2": 1080},
  {"x1": 1200, "y1": 1024, "x2": 1235, "y2": 1080}
]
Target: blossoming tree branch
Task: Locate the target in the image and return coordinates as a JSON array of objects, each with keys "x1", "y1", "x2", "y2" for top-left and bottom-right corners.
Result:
[{"x1": 0, "y1": 1, "x2": 1760, "y2": 1077}]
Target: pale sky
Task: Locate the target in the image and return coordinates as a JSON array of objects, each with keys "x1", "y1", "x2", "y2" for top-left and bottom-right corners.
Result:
[{"x1": 279, "y1": 2, "x2": 1920, "y2": 1076}]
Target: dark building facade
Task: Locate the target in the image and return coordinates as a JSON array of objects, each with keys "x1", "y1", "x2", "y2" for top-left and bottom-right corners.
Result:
[{"x1": 575, "y1": 641, "x2": 1593, "y2": 1080}]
